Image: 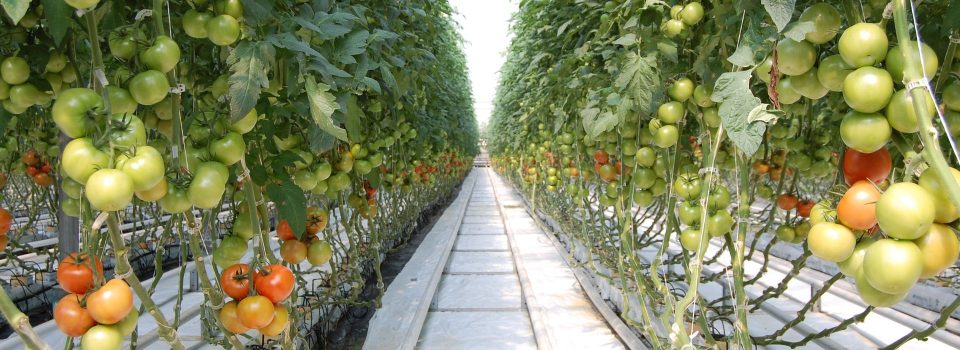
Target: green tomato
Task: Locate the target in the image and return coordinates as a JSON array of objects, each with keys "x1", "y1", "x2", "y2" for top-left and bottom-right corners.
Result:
[
  {"x1": 215, "y1": 0, "x2": 244, "y2": 18},
  {"x1": 116, "y1": 308, "x2": 139, "y2": 337},
  {"x1": 943, "y1": 83, "x2": 960, "y2": 111},
  {"x1": 791, "y1": 68, "x2": 828, "y2": 99},
  {"x1": 159, "y1": 185, "x2": 192, "y2": 214},
  {"x1": 843, "y1": 67, "x2": 893, "y2": 113},
  {"x1": 798, "y1": 3, "x2": 841, "y2": 44},
  {"x1": 776, "y1": 39, "x2": 817, "y2": 76},
  {"x1": 678, "y1": 201, "x2": 702, "y2": 226},
  {"x1": 210, "y1": 132, "x2": 246, "y2": 165},
  {"x1": 62, "y1": 197, "x2": 81, "y2": 217},
  {"x1": 62, "y1": 138, "x2": 110, "y2": 184},
  {"x1": 188, "y1": 162, "x2": 229, "y2": 209},
  {"x1": 207, "y1": 15, "x2": 241, "y2": 46},
  {"x1": 65, "y1": 0, "x2": 100, "y2": 9},
  {"x1": 62, "y1": 178, "x2": 83, "y2": 199},
  {"x1": 183, "y1": 9, "x2": 213, "y2": 39},
  {"x1": 52, "y1": 88, "x2": 103, "y2": 138},
  {"x1": 755, "y1": 56, "x2": 773, "y2": 83},
  {"x1": 139, "y1": 36, "x2": 181, "y2": 73},
  {"x1": 107, "y1": 87, "x2": 138, "y2": 115},
  {"x1": 314, "y1": 160, "x2": 333, "y2": 181},
  {"x1": 109, "y1": 34, "x2": 137, "y2": 60},
  {"x1": 293, "y1": 169, "x2": 319, "y2": 191},
  {"x1": 775, "y1": 225, "x2": 796, "y2": 241},
  {"x1": 667, "y1": 78, "x2": 694, "y2": 102},
  {"x1": 692, "y1": 84, "x2": 715, "y2": 107},
  {"x1": 662, "y1": 19, "x2": 685, "y2": 37},
  {"x1": 840, "y1": 111, "x2": 890, "y2": 153},
  {"x1": 129, "y1": 70, "x2": 170, "y2": 106},
  {"x1": 817, "y1": 55, "x2": 853, "y2": 92},
  {"x1": 635, "y1": 147, "x2": 656, "y2": 167},
  {"x1": 918, "y1": 167, "x2": 960, "y2": 223},
  {"x1": 328, "y1": 172, "x2": 351, "y2": 191},
  {"x1": 632, "y1": 168, "x2": 657, "y2": 190},
  {"x1": 110, "y1": 114, "x2": 148, "y2": 149},
  {"x1": 885, "y1": 41, "x2": 938, "y2": 84},
  {"x1": 876, "y1": 182, "x2": 935, "y2": 240},
  {"x1": 680, "y1": 228, "x2": 707, "y2": 254},
  {"x1": 839, "y1": 23, "x2": 888, "y2": 67},
  {"x1": 308, "y1": 240, "x2": 333, "y2": 266},
  {"x1": 679, "y1": 2, "x2": 704, "y2": 26},
  {"x1": 231, "y1": 108, "x2": 259, "y2": 134},
  {"x1": 702, "y1": 107, "x2": 720, "y2": 129},
  {"x1": 657, "y1": 101, "x2": 685, "y2": 124},
  {"x1": 653, "y1": 125, "x2": 679, "y2": 148},
  {"x1": 81, "y1": 325, "x2": 122, "y2": 350},
  {"x1": 776, "y1": 77, "x2": 802, "y2": 105},
  {"x1": 86, "y1": 169, "x2": 135, "y2": 211},
  {"x1": 116, "y1": 145, "x2": 165, "y2": 191},
  {"x1": 807, "y1": 222, "x2": 856, "y2": 262},
  {"x1": 708, "y1": 186, "x2": 731, "y2": 210},
  {"x1": 862, "y1": 238, "x2": 923, "y2": 294},
  {"x1": 885, "y1": 89, "x2": 936, "y2": 133},
  {"x1": 0, "y1": 56, "x2": 29, "y2": 85},
  {"x1": 838, "y1": 239, "x2": 875, "y2": 277},
  {"x1": 855, "y1": 268, "x2": 908, "y2": 308},
  {"x1": 673, "y1": 173, "x2": 702, "y2": 201}
]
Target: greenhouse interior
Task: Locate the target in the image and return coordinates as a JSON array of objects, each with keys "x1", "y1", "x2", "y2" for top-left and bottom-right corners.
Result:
[{"x1": 1, "y1": 0, "x2": 960, "y2": 349}]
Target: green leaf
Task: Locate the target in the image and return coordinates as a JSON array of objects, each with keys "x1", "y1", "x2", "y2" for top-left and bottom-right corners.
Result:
[
  {"x1": 240, "y1": 0, "x2": 274, "y2": 25},
  {"x1": 344, "y1": 95, "x2": 363, "y2": 141},
  {"x1": 267, "y1": 180, "x2": 307, "y2": 239},
  {"x1": 613, "y1": 33, "x2": 638, "y2": 47},
  {"x1": 308, "y1": 125, "x2": 337, "y2": 153},
  {"x1": 41, "y1": 0, "x2": 69, "y2": 45},
  {"x1": 227, "y1": 41, "x2": 274, "y2": 123},
  {"x1": 727, "y1": 46, "x2": 757, "y2": 68},
  {"x1": 727, "y1": 14, "x2": 778, "y2": 67},
  {"x1": 2, "y1": 0, "x2": 29, "y2": 24},
  {"x1": 337, "y1": 29, "x2": 370, "y2": 64},
  {"x1": 712, "y1": 69, "x2": 772, "y2": 156},
  {"x1": 783, "y1": 21, "x2": 816, "y2": 42},
  {"x1": 761, "y1": 0, "x2": 796, "y2": 32},
  {"x1": 617, "y1": 52, "x2": 659, "y2": 114},
  {"x1": 304, "y1": 75, "x2": 347, "y2": 142},
  {"x1": 246, "y1": 154, "x2": 268, "y2": 185}
]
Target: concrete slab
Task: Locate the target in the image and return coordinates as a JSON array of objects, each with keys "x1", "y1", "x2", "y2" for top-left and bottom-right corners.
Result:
[
  {"x1": 417, "y1": 311, "x2": 536, "y2": 350},
  {"x1": 447, "y1": 251, "x2": 515, "y2": 274},
  {"x1": 460, "y1": 223, "x2": 506, "y2": 235},
  {"x1": 455, "y1": 235, "x2": 509, "y2": 251},
  {"x1": 435, "y1": 274, "x2": 522, "y2": 310}
]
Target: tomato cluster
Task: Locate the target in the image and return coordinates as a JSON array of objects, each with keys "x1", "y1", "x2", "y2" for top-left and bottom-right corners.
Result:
[
  {"x1": 218, "y1": 263, "x2": 293, "y2": 336},
  {"x1": 53, "y1": 268, "x2": 138, "y2": 350}
]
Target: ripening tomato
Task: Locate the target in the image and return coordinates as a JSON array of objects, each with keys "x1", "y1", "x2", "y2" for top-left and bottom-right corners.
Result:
[
  {"x1": 914, "y1": 224, "x2": 960, "y2": 278},
  {"x1": 918, "y1": 167, "x2": 960, "y2": 223},
  {"x1": 86, "y1": 279, "x2": 134, "y2": 325},
  {"x1": 80, "y1": 325, "x2": 122, "y2": 350},
  {"x1": 862, "y1": 238, "x2": 923, "y2": 294},
  {"x1": 220, "y1": 301, "x2": 251, "y2": 334},
  {"x1": 856, "y1": 268, "x2": 907, "y2": 308},
  {"x1": 259, "y1": 305, "x2": 289, "y2": 336},
  {"x1": 280, "y1": 239, "x2": 307, "y2": 265},
  {"x1": 220, "y1": 263, "x2": 251, "y2": 300},
  {"x1": 807, "y1": 222, "x2": 856, "y2": 262},
  {"x1": 254, "y1": 264, "x2": 295, "y2": 303},
  {"x1": 875, "y1": 182, "x2": 935, "y2": 240},
  {"x1": 307, "y1": 240, "x2": 333, "y2": 266},
  {"x1": 842, "y1": 148, "x2": 891, "y2": 186},
  {"x1": 57, "y1": 252, "x2": 104, "y2": 294},
  {"x1": 838, "y1": 239, "x2": 875, "y2": 277},
  {"x1": 54, "y1": 294, "x2": 97, "y2": 336},
  {"x1": 797, "y1": 200, "x2": 814, "y2": 217},
  {"x1": 837, "y1": 180, "x2": 882, "y2": 230},
  {"x1": 237, "y1": 295, "x2": 275, "y2": 329}
]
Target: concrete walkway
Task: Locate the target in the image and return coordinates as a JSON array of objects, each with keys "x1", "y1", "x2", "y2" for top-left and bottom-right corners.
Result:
[{"x1": 414, "y1": 169, "x2": 624, "y2": 350}]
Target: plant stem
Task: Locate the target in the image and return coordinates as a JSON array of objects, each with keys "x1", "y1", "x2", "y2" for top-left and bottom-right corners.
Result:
[
  {"x1": 0, "y1": 285, "x2": 51, "y2": 350},
  {"x1": 892, "y1": 1, "x2": 960, "y2": 212},
  {"x1": 729, "y1": 151, "x2": 753, "y2": 348},
  {"x1": 106, "y1": 213, "x2": 186, "y2": 350}
]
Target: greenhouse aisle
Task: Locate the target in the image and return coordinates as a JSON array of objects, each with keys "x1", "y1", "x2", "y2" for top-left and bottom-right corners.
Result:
[{"x1": 414, "y1": 168, "x2": 624, "y2": 350}]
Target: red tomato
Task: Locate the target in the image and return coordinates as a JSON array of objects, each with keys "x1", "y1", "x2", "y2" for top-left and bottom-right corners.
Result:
[
  {"x1": 54, "y1": 294, "x2": 97, "y2": 336},
  {"x1": 254, "y1": 264, "x2": 295, "y2": 303},
  {"x1": 837, "y1": 180, "x2": 882, "y2": 230},
  {"x1": 594, "y1": 149, "x2": 609, "y2": 164},
  {"x1": 57, "y1": 253, "x2": 104, "y2": 294},
  {"x1": 843, "y1": 148, "x2": 891, "y2": 186},
  {"x1": 0, "y1": 208, "x2": 11, "y2": 235},
  {"x1": 777, "y1": 194, "x2": 799, "y2": 210},
  {"x1": 797, "y1": 200, "x2": 814, "y2": 217},
  {"x1": 220, "y1": 263, "x2": 251, "y2": 300},
  {"x1": 276, "y1": 219, "x2": 296, "y2": 241}
]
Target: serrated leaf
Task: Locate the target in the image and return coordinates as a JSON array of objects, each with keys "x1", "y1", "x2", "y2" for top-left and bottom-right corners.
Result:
[
  {"x1": 337, "y1": 29, "x2": 369, "y2": 63},
  {"x1": 712, "y1": 69, "x2": 770, "y2": 156},
  {"x1": 783, "y1": 21, "x2": 816, "y2": 41},
  {"x1": 2, "y1": 0, "x2": 29, "y2": 24},
  {"x1": 266, "y1": 32, "x2": 323, "y2": 58},
  {"x1": 267, "y1": 180, "x2": 307, "y2": 239},
  {"x1": 41, "y1": 0, "x2": 69, "y2": 45},
  {"x1": 304, "y1": 75, "x2": 347, "y2": 142},
  {"x1": 728, "y1": 13, "x2": 779, "y2": 67},
  {"x1": 617, "y1": 52, "x2": 659, "y2": 114},
  {"x1": 727, "y1": 45, "x2": 757, "y2": 67},
  {"x1": 557, "y1": 19, "x2": 574, "y2": 36},
  {"x1": 360, "y1": 76, "x2": 381, "y2": 93},
  {"x1": 227, "y1": 41, "x2": 274, "y2": 123},
  {"x1": 308, "y1": 125, "x2": 337, "y2": 153},
  {"x1": 613, "y1": 33, "x2": 638, "y2": 47},
  {"x1": 761, "y1": 0, "x2": 796, "y2": 32}
]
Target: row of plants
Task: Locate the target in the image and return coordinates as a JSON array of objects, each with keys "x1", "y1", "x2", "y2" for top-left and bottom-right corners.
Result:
[
  {"x1": 487, "y1": 0, "x2": 960, "y2": 348},
  {"x1": 0, "y1": 0, "x2": 477, "y2": 349}
]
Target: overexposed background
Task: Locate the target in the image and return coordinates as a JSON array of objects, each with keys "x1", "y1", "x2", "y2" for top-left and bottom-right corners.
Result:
[{"x1": 449, "y1": 0, "x2": 518, "y2": 133}]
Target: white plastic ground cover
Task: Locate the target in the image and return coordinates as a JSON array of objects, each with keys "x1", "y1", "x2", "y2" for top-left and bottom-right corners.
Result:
[{"x1": 363, "y1": 172, "x2": 479, "y2": 350}]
